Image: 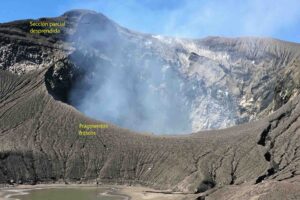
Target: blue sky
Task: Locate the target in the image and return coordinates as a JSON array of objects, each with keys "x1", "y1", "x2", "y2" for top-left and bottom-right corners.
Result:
[{"x1": 0, "y1": 0, "x2": 300, "y2": 43}]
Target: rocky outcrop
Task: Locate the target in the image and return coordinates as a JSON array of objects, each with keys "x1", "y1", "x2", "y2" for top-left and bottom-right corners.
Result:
[{"x1": 2, "y1": 10, "x2": 300, "y2": 132}]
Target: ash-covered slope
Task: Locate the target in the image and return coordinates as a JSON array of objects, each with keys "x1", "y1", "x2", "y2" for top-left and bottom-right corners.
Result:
[
  {"x1": 0, "y1": 10, "x2": 300, "y2": 199},
  {"x1": 1, "y1": 68, "x2": 300, "y2": 199},
  {"x1": 2, "y1": 10, "x2": 300, "y2": 133}
]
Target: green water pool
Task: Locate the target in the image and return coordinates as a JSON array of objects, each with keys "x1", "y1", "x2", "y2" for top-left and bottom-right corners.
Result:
[{"x1": 13, "y1": 187, "x2": 126, "y2": 200}]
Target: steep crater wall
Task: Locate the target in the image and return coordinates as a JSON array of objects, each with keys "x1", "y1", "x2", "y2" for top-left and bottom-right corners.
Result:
[{"x1": 2, "y1": 10, "x2": 300, "y2": 135}]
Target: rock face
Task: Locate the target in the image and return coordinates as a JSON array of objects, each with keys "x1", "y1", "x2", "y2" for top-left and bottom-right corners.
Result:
[
  {"x1": 2, "y1": 10, "x2": 300, "y2": 133},
  {"x1": 0, "y1": 10, "x2": 300, "y2": 199}
]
